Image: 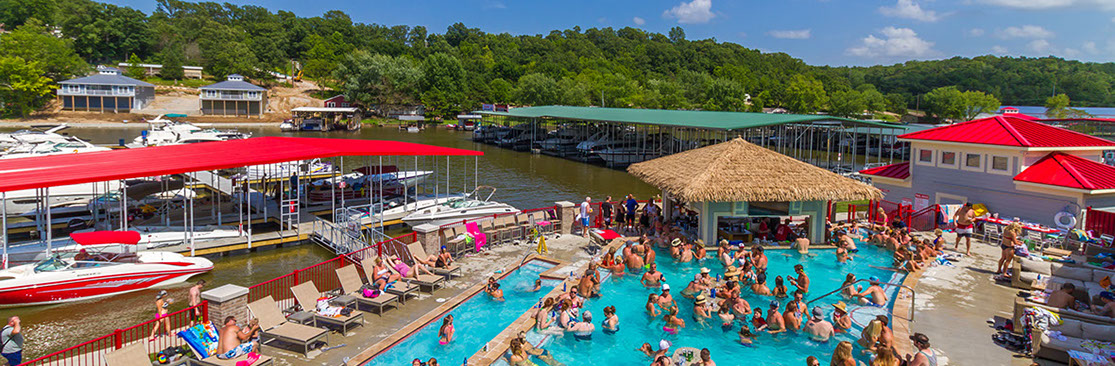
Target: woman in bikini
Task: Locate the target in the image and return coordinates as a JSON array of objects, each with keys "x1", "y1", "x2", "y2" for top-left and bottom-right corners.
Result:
[
  {"x1": 373, "y1": 258, "x2": 400, "y2": 291},
  {"x1": 997, "y1": 222, "x2": 1023, "y2": 276},
  {"x1": 438, "y1": 315, "x2": 454, "y2": 345},
  {"x1": 534, "y1": 298, "x2": 555, "y2": 331},
  {"x1": 602, "y1": 305, "x2": 619, "y2": 334},
  {"x1": 840, "y1": 273, "x2": 861, "y2": 298},
  {"x1": 662, "y1": 307, "x2": 685, "y2": 334},
  {"x1": 773, "y1": 276, "x2": 788, "y2": 298}
]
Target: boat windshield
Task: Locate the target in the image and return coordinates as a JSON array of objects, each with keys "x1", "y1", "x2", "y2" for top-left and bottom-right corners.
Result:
[
  {"x1": 447, "y1": 200, "x2": 484, "y2": 209},
  {"x1": 33, "y1": 256, "x2": 70, "y2": 272}
]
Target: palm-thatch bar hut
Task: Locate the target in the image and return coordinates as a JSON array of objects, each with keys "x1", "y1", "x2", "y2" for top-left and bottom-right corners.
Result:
[{"x1": 628, "y1": 137, "x2": 883, "y2": 244}]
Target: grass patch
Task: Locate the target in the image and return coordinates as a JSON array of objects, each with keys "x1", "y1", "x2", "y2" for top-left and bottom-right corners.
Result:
[{"x1": 832, "y1": 200, "x2": 870, "y2": 213}]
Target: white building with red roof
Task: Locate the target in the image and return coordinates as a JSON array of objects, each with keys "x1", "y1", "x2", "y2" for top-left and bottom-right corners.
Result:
[{"x1": 859, "y1": 115, "x2": 1115, "y2": 226}]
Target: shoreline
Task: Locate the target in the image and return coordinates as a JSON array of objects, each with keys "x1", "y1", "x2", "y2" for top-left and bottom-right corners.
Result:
[{"x1": 0, "y1": 121, "x2": 281, "y2": 128}]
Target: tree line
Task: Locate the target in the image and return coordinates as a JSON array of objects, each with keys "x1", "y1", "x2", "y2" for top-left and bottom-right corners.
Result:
[{"x1": 0, "y1": 0, "x2": 1112, "y2": 119}]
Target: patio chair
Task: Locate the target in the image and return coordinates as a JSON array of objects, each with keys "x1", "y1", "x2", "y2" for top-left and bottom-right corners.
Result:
[
  {"x1": 529, "y1": 211, "x2": 554, "y2": 236},
  {"x1": 290, "y1": 282, "x2": 365, "y2": 333},
  {"x1": 382, "y1": 255, "x2": 445, "y2": 293},
  {"x1": 334, "y1": 265, "x2": 397, "y2": 315},
  {"x1": 465, "y1": 221, "x2": 487, "y2": 252},
  {"x1": 442, "y1": 226, "x2": 468, "y2": 256},
  {"x1": 359, "y1": 257, "x2": 418, "y2": 303},
  {"x1": 246, "y1": 296, "x2": 329, "y2": 357},
  {"x1": 1026, "y1": 231, "x2": 1046, "y2": 251},
  {"x1": 986, "y1": 224, "x2": 1002, "y2": 243},
  {"x1": 406, "y1": 242, "x2": 461, "y2": 279},
  {"x1": 103, "y1": 340, "x2": 151, "y2": 366},
  {"x1": 178, "y1": 323, "x2": 275, "y2": 366}
]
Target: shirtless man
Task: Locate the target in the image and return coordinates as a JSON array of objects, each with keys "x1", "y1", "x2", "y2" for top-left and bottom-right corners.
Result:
[
  {"x1": 804, "y1": 307, "x2": 834, "y2": 342},
  {"x1": 681, "y1": 274, "x2": 706, "y2": 299},
  {"x1": 750, "y1": 246, "x2": 768, "y2": 273},
  {"x1": 657, "y1": 284, "x2": 677, "y2": 312},
  {"x1": 678, "y1": 243, "x2": 694, "y2": 263},
  {"x1": 782, "y1": 302, "x2": 802, "y2": 331},
  {"x1": 626, "y1": 248, "x2": 645, "y2": 273},
  {"x1": 487, "y1": 282, "x2": 505, "y2": 301},
  {"x1": 751, "y1": 273, "x2": 772, "y2": 296},
  {"x1": 216, "y1": 316, "x2": 260, "y2": 360},
  {"x1": 578, "y1": 269, "x2": 599, "y2": 298},
  {"x1": 641, "y1": 263, "x2": 664, "y2": 287},
  {"x1": 189, "y1": 280, "x2": 205, "y2": 325},
  {"x1": 567, "y1": 311, "x2": 595, "y2": 340},
  {"x1": 856, "y1": 277, "x2": 888, "y2": 306},
  {"x1": 789, "y1": 264, "x2": 810, "y2": 293},
  {"x1": 1046, "y1": 283, "x2": 1078, "y2": 310},
  {"x1": 765, "y1": 301, "x2": 786, "y2": 333},
  {"x1": 698, "y1": 348, "x2": 716, "y2": 366},
  {"x1": 1093, "y1": 291, "x2": 1115, "y2": 317},
  {"x1": 953, "y1": 203, "x2": 976, "y2": 255}
]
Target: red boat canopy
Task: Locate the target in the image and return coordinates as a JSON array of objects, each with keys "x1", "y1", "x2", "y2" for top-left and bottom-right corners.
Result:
[
  {"x1": 70, "y1": 231, "x2": 142, "y2": 245},
  {"x1": 0, "y1": 137, "x2": 482, "y2": 193}
]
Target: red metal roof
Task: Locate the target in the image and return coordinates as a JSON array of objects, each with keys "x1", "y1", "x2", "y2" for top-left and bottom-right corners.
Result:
[
  {"x1": 0, "y1": 137, "x2": 482, "y2": 193},
  {"x1": 71, "y1": 231, "x2": 141, "y2": 245},
  {"x1": 898, "y1": 116, "x2": 1115, "y2": 148},
  {"x1": 859, "y1": 162, "x2": 910, "y2": 180},
  {"x1": 1014, "y1": 152, "x2": 1115, "y2": 191}
]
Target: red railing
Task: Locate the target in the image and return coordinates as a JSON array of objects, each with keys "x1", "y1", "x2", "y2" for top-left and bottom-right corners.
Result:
[
  {"x1": 23, "y1": 302, "x2": 208, "y2": 366},
  {"x1": 909, "y1": 205, "x2": 941, "y2": 232},
  {"x1": 877, "y1": 199, "x2": 903, "y2": 225},
  {"x1": 1086, "y1": 207, "x2": 1115, "y2": 238}
]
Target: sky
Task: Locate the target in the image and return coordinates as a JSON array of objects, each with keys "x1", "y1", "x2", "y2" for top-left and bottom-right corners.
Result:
[{"x1": 105, "y1": 0, "x2": 1115, "y2": 67}]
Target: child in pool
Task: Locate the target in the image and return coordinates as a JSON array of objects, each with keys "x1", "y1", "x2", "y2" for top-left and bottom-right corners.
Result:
[
  {"x1": 739, "y1": 326, "x2": 755, "y2": 346},
  {"x1": 718, "y1": 306, "x2": 735, "y2": 331},
  {"x1": 438, "y1": 315, "x2": 454, "y2": 345},
  {"x1": 751, "y1": 307, "x2": 768, "y2": 332}
]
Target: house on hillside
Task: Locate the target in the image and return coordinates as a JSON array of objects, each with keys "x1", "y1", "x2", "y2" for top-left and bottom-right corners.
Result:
[
  {"x1": 118, "y1": 63, "x2": 204, "y2": 79},
  {"x1": 57, "y1": 66, "x2": 155, "y2": 113},
  {"x1": 860, "y1": 115, "x2": 1115, "y2": 226},
  {"x1": 323, "y1": 95, "x2": 351, "y2": 108},
  {"x1": 199, "y1": 74, "x2": 268, "y2": 118}
]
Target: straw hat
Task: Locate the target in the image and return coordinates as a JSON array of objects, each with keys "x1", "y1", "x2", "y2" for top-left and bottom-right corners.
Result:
[
  {"x1": 696, "y1": 239, "x2": 705, "y2": 246},
  {"x1": 700, "y1": 267, "x2": 711, "y2": 274},
  {"x1": 695, "y1": 294, "x2": 707, "y2": 305},
  {"x1": 724, "y1": 265, "x2": 741, "y2": 277},
  {"x1": 719, "y1": 239, "x2": 729, "y2": 246},
  {"x1": 833, "y1": 301, "x2": 848, "y2": 313}
]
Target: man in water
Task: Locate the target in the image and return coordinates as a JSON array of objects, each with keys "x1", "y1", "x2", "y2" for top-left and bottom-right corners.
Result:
[
  {"x1": 217, "y1": 316, "x2": 260, "y2": 360},
  {"x1": 189, "y1": 280, "x2": 206, "y2": 325},
  {"x1": 804, "y1": 307, "x2": 834, "y2": 342},
  {"x1": 641, "y1": 262, "x2": 664, "y2": 287},
  {"x1": 0, "y1": 316, "x2": 22, "y2": 366},
  {"x1": 579, "y1": 197, "x2": 593, "y2": 238},
  {"x1": 567, "y1": 311, "x2": 595, "y2": 340},
  {"x1": 953, "y1": 202, "x2": 976, "y2": 255},
  {"x1": 1046, "y1": 283, "x2": 1078, "y2": 310},
  {"x1": 578, "y1": 269, "x2": 599, "y2": 298},
  {"x1": 905, "y1": 333, "x2": 938, "y2": 366},
  {"x1": 657, "y1": 284, "x2": 677, "y2": 312},
  {"x1": 698, "y1": 348, "x2": 716, "y2": 366},
  {"x1": 765, "y1": 301, "x2": 785, "y2": 333},
  {"x1": 789, "y1": 264, "x2": 810, "y2": 293},
  {"x1": 626, "y1": 246, "x2": 645, "y2": 273},
  {"x1": 856, "y1": 277, "x2": 888, "y2": 306},
  {"x1": 751, "y1": 273, "x2": 772, "y2": 296},
  {"x1": 486, "y1": 282, "x2": 505, "y2": 301}
]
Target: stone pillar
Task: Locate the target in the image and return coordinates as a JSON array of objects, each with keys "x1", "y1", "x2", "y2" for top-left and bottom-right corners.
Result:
[
  {"x1": 413, "y1": 223, "x2": 441, "y2": 255},
  {"x1": 202, "y1": 284, "x2": 249, "y2": 326},
  {"x1": 556, "y1": 201, "x2": 575, "y2": 235}
]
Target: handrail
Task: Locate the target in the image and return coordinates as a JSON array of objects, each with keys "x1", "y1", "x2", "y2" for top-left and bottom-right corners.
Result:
[{"x1": 805, "y1": 279, "x2": 916, "y2": 322}]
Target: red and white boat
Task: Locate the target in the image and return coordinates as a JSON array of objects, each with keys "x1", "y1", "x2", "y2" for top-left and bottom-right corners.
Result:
[{"x1": 0, "y1": 231, "x2": 214, "y2": 307}]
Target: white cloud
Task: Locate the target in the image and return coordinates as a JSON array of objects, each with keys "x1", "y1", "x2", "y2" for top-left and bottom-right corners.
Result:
[
  {"x1": 981, "y1": 0, "x2": 1115, "y2": 10},
  {"x1": 663, "y1": 0, "x2": 716, "y2": 24},
  {"x1": 998, "y1": 25, "x2": 1054, "y2": 39},
  {"x1": 991, "y1": 45, "x2": 1009, "y2": 54},
  {"x1": 483, "y1": 0, "x2": 506, "y2": 9},
  {"x1": 847, "y1": 27, "x2": 936, "y2": 58},
  {"x1": 879, "y1": 0, "x2": 942, "y2": 22},
  {"x1": 968, "y1": 28, "x2": 985, "y2": 37},
  {"x1": 1063, "y1": 48, "x2": 1081, "y2": 57},
  {"x1": 1083, "y1": 41, "x2": 1100, "y2": 54},
  {"x1": 1028, "y1": 39, "x2": 1052, "y2": 53},
  {"x1": 633, "y1": 16, "x2": 646, "y2": 25},
  {"x1": 768, "y1": 29, "x2": 812, "y2": 39}
]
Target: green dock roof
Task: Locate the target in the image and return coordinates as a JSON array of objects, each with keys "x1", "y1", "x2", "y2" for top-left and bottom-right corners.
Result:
[{"x1": 475, "y1": 106, "x2": 906, "y2": 131}]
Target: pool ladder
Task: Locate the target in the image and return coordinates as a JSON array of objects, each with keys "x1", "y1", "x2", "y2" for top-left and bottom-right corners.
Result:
[{"x1": 805, "y1": 279, "x2": 917, "y2": 322}]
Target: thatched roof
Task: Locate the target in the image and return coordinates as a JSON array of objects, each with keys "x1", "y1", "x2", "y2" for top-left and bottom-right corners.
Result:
[{"x1": 627, "y1": 138, "x2": 883, "y2": 203}]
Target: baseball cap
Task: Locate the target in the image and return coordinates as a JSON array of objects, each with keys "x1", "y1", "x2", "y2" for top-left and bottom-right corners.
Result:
[
  {"x1": 910, "y1": 333, "x2": 930, "y2": 346},
  {"x1": 770, "y1": 300, "x2": 780, "y2": 308},
  {"x1": 662, "y1": 284, "x2": 670, "y2": 291},
  {"x1": 659, "y1": 340, "x2": 671, "y2": 350}
]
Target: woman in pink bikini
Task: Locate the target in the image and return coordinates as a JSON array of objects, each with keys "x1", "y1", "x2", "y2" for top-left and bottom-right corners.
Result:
[{"x1": 438, "y1": 315, "x2": 454, "y2": 345}]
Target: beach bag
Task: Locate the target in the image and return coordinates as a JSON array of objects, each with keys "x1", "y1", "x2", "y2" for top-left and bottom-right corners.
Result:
[{"x1": 362, "y1": 286, "x2": 380, "y2": 298}]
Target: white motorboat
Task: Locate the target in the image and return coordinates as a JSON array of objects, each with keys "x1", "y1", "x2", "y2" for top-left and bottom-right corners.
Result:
[
  {"x1": 245, "y1": 158, "x2": 334, "y2": 181},
  {"x1": 3, "y1": 226, "x2": 240, "y2": 265},
  {"x1": 378, "y1": 193, "x2": 468, "y2": 222},
  {"x1": 3, "y1": 181, "x2": 123, "y2": 216},
  {"x1": 133, "y1": 114, "x2": 250, "y2": 146},
  {"x1": 0, "y1": 139, "x2": 111, "y2": 159},
  {"x1": 279, "y1": 120, "x2": 297, "y2": 132},
  {"x1": 0, "y1": 231, "x2": 213, "y2": 307},
  {"x1": 0, "y1": 125, "x2": 72, "y2": 148},
  {"x1": 401, "y1": 186, "x2": 518, "y2": 226}
]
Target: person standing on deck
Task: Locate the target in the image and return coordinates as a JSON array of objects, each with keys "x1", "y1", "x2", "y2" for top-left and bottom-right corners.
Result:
[
  {"x1": 189, "y1": 280, "x2": 206, "y2": 326},
  {"x1": 601, "y1": 196, "x2": 614, "y2": 229},
  {"x1": 624, "y1": 195, "x2": 638, "y2": 233},
  {"x1": 1, "y1": 316, "x2": 22, "y2": 366},
  {"x1": 579, "y1": 197, "x2": 593, "y2": 238},
  {"x1": 952, "y1": 203, "x2": 976, "y2": 255}
]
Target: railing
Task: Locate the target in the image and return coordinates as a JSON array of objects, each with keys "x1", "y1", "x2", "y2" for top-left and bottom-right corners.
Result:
[
  {"x1": 876, "y1": 199, "x2": 904, "y2": 225},
  {"x1": 57, "y1": 89, "x2": 135, "y2": 97},
  {"x1": 200, "y1": 93, "x2": 262, "y2": 100},
  {"x1": 23, "y1": 302, "x2": 208, "y2": 366},
  {"x1": 909, "y1": 205, "x2": 941, "y2": 232},
  {"x1": 1086, "y1": 207, "x2": 1115, "y2": 238},
  {"x1": 806, "y1": 279, "x2": 916, "y2": 322}
]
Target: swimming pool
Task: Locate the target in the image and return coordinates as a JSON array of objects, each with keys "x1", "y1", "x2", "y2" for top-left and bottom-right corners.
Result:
[
  {"x1": 523, "y1": 245, "x2": 905, "y2": 366},
  {"x1": 364, "y1": 260, "x2": 560, "y2": 365}
]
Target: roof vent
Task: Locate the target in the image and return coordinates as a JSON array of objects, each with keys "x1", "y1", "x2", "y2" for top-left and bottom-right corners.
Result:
[
  {"x1": 227, "y1": 74, "x2": 244, "y2": 81},
  {"x1": 98, "y1": 66, "x2": 120, "y2": 75}
]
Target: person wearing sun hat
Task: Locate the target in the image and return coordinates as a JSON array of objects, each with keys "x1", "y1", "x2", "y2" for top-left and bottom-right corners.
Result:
[
  {"x1": 723, "y1": 265, "x2": 741, "y2": 282},
  {"x1": 693, "y1": 294, "x2": 713, "y2": 325},
  {"x1": 699, "y1": 267, "x2": 714, "y2": 286},
  {"x1": 831, "y1": 301, "x2": 852, "y2": 332},
  {"x1": 669, "y1": 238, "x2": 682, "y2": 259}
]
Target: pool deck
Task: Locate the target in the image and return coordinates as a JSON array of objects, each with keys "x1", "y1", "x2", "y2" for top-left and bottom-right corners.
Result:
[{"x1": 254, "y1": 233, "x2": 599, "y2": 366}]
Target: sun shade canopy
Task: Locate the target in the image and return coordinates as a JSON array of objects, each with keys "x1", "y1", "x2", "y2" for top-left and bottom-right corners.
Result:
[
  {"x1": 0, "y1": 137, "x2": 482, "y2": 193},
  {"x1": 71, "y1": 231, "x2": 141, "y2": 245},
  {"x1": 627, "y1": 137, "x2": 883, "y2": 203}
]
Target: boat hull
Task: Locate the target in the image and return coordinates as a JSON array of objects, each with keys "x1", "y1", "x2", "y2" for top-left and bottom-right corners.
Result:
[{"x1": 0, "y1": 263, "x2": 212, "y2": 307}]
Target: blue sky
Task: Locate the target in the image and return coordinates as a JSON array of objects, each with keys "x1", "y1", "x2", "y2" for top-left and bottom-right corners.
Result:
[{"x1": 107, "y1": 0, "x2": 1114, "y2": 66}]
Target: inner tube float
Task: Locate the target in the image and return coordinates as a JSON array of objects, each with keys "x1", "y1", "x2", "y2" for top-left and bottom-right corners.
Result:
[{"x1": 1054, "y1": 211, "x2": 1077, "y2": 229}]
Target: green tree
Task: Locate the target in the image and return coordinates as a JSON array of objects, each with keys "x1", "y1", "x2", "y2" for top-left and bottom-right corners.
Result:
[
  {"x1": 158, "y1": 48, "x2": 185, "y2": 80},
  {"x1": 487, "y1": 78, "x2": 513, "y2": 103},
  {"x1": 0, "y1": 0, "x2": 56, "y2": 28},
  {"x1": 923, "y1": 86, "x2": 966, "y2": 120},
  {"x1": 1044, "y1": 93, "x2": 1091, "y2": 119},
  {"x1": 783, "y1": 75, "x2": 828, "y2": 114},
  {"x1": 514, "y1": 73, "x2": 559, "y2": 106},
  {"x1": 960, "y1": 90, "x2": 1000, "y2": 120},
  {"x1": 668, "y1": 27, "x2": 686, "y2": 43},
  {"x1": 0, "y1": 19, "x2": 88, "y2": 81},
  {"x1": 884, "y1": 93, "x2": 907, "y2": 115},
  {"x1": 829, "y1": 90, "x2": 867, "y2": 118},
  {"x1": 420, "y1": 53, "x2": 467, "y2": 116},
  {"x1": 125, "y1": 53, "x2": 146, "y2": 79},
  {"x1": 0, "y1": 56, "x2": 55, "y2": 117},
  {"x1": 333, "y1": 50, "x2": 422, "y2": 116}
]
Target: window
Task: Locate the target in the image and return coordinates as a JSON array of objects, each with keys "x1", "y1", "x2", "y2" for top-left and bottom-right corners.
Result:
[
  {"x1": 990, "y1": 156, "x2": 1010, "y2": 172},
  {"x1": 327, "y1": 102, "x2": 335, "y2": 107},
  {"x1": 940, "y1": 151, "x2": 957, "y2": 167},
  {"x1": 965, "y1": 153, "x2": 981, "y2": 168},
  {"x1": 205, "y1": 90, "x2": 217, "y2": 98},
  {"x1": 919, "y1": 149, "x2": 933, "y2": 163}
]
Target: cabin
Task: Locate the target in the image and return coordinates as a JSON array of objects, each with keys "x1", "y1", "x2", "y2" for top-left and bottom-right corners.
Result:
[
  {"x1": 199, "y1": 74, "x2": 268, "y2": 118},
  {"x1": 182, "y1": 66, "x2": 203, "y2": 79},
  {"x1": 57, "y1": 66, "x2": 155, "y2": 113},
  {"x1": 117, "y1": 63, "x2": 204, "y2": 79},
  {"x1": 860, "y1": 116, "x2": 1115, "y2": 227},
  {"x1": 323, "y1": 95, "x2": 351, "y2": 108}
]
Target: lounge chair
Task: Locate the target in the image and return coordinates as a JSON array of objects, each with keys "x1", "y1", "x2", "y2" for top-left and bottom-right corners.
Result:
[
  {"x1": 406, "y1": 242, "x2": 461, "y2": 279},
  {"x1": 247, "y1": 296, "x2": 330, "y2": 357},
  {"x1": 334, "y1": 265, "x2": 398, "y2": 315},
  {"x1": 384, "y1": 255, "x2": 445, "y2": 293},
  {"x1": 360, "y1": 257, "x2": 418, "y2": 303},
  {"x1": 465, "y1": 221, "x2": 486, "y2": 252},
  {"x1": 178, "y1": 323, "x2": 274, "y2": 366},
  {"x1": 290, "y1": 282, "x2": 365, "y2": 333},
  {"x1": 103, "y1": 340, "x2": 151, "y2": 366}
]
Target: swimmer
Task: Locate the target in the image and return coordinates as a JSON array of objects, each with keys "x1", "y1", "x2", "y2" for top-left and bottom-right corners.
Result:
[
  {"x1": 803, "y1": 307, "x2": 834, "y2": 342},
  {"x1": 646, "y1": 293, "x2": 662, "y2": 317},
  {"x1": 718, "y1": 306, "x2": 735, "y2": 329},
  {"x1": 718, "y1": 240, "x2": 733, "y2": 266},
  {"x1": 662, "y1": 308, "x2": 685, "y2": 334},
  {"x1": 773, "y1": 276, "x2": 788, "y2": 298},
  {"x1": 487, "y1": 282, "x2": 505, "y2": 301},
  {"x1": 840, "y1": 274, "x2": 861, "y2": 298},
  {"x1": 789, "y1": 264, "x2": 810, "y2": 293},
  {"x1": 765, "y1": 301, "x2": 785, "y2": 333},
  {"x1": 602, "y1": 306, "x2": 619, "y2": 333},
  {"x1": 568, "y1": 311, "x2": 595, "y2": 340},
  {"x1": 738, "y1": 326, "x2": 755, "y2": 346},
  {"x1": 657, "y1": 284, "x2": 677, "y2": 312},
  {"x1": 694, "y1": 240, "x2": 707, "y2": 261},
  {"x1": 832, "y1": 301, "x2": 851, "y2": 333},
  {"x1": 681, "y1": 274, "x2": 706, "y2": 299},
  {"x1": 693, "y1": 295, "x2": 712, "y2": 325},
  {"x1": 751, "y1": 273, "x2": 772, "y2": 296},
  {"x1": 856, "y1": 277, "x2": 888, "y2": 306},
  {"x1": 534, "y1": 298, "x2": 555, "y2": 330},
  {"x1": 530, "y1": 279, "x2": 543, "y2": 292},
  {"x1": 438, "y1": 315, "x2": 454, "y2": 345},
  {"x1": 641, "y1": 263, "x2": 664, "y2": 287},
  {"x1": 751, "y1": 307, "x2": 768, "y2": 332}
]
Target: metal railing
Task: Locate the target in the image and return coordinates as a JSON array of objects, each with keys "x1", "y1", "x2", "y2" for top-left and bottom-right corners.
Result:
[
  {"x1": 23, "y1": 302, "x2": 208, "y2": 366},
  {"x1": 806, "y1": 279, "x2": 916, "y2": 322}
]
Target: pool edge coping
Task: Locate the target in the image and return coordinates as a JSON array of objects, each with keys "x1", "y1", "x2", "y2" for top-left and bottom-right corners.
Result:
[{"x1": 345, "y1": 254, "x2": 569, "y2": 366}]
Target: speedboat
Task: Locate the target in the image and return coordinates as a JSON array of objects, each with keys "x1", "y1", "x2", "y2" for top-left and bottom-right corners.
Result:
[
  {"x1": 1, "y1": 139, "x2": 111, "y2": 159},
  {"x1": 401, "y1": 186, "x2": 518, "y2": 226},
  {"x1": 3, "y1": 181, "x2": 123, "y2": 216},
  {"x1": 133, "y1": 114, "x2": 250, "y2": 146},
  {"x1": 0, "y1": 231, "x2": 213, "y2": 307},
  {"x1": 0, "y1": 125, "x2": 72, "y2": 149},
  {"x1": 279, "y1": 119, "x2": 297, "y2": 132},
  {"x1": 378, "y1": 193, "x2": 468, "y2": 222},
  {"x1": 3, "y1": 226, "x2": 238, "y2": 265}
]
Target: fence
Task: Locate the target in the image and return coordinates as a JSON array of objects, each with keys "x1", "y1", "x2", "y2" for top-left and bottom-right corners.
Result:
[
  {"x1": 23, "y1": 302, "x2": 208, "y2": 366},
  {"x1": 1086, "y1": 207, "x2": 1115, "y2": 238},
  {"x1": 909, "y1": 205, "x2": 941, "y2": 232}
]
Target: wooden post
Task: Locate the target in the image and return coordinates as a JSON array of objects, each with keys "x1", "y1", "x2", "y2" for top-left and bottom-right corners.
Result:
[{"x1": 100, "y1": 96, "x2": 104, "y2": 113}]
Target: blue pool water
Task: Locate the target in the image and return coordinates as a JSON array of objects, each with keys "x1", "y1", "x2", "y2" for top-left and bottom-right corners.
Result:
[
  {"x1": 527, "y1": 245, "x2": 905, "y2": 366},
  {"x1": 365, "y1": 260, "x2": 560, "y2": 365}
]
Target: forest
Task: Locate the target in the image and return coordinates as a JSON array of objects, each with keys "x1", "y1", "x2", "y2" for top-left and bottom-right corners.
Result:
[{"x1": 0, "y1": 0, "x2": 1112, "y2": 119}]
